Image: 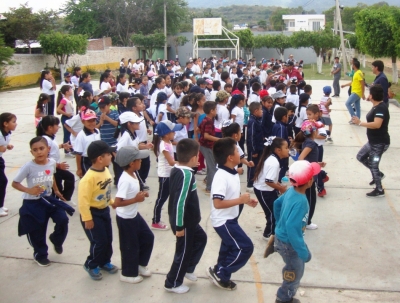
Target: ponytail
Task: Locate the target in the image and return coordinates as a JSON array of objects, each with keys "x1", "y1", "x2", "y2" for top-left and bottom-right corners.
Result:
[
  {"x1": 37, "y1": 93, "x2": 49, "y2": 112},
  {"x1": 99, "y1": 72, "x2": 110, "y2": 88},
  {"x1": 39, "y1": 70, "x2": 50, "y2": 89},
  {"x1": 253, "y1": 137, "x2": 286, "y2": 181},
  {"x1": 117, "y1": 73, "x2": 125, "y2": 85},
  {"x1": 57, "y1": 85, "x2": 72, "y2": 107},
  {"x1": 153, "y1": 134, "x2": 161, "y2": 157},
  {"x1": 149, "y1": 76, "x2": 163, "y2": 95},
  {"x1": 36, "y1": 115, "x2": 60, "y2": 136}
]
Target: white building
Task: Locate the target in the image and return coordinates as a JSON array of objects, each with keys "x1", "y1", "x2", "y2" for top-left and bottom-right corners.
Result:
[
  {"x1": 282, "y1": 15, "x2": 325, "y2": 32},
  {"x1": 233, "y1": 24, "x2": 248, "y2": 30}
]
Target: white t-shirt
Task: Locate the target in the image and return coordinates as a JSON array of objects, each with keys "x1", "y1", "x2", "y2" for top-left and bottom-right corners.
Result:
[
  {"x1": 43, "y1": 135, "x2": 60, "y2": 163},
  {"x1": 253, "y1": 155, "x2": 280, "y2": 191},
  {"x1": 271, "y1": 104, "x2": 281, "y2": 124},
  {"x1": 210, "y1": 166, "x2": 241, "y2": 227},
  {"x1": 230, "y1": 73, "x2": 238, "y2": 83},
  {"x1": 295, "y1": 106, "x2": 308, "y2": 128},
  {"x1": 214, "y1": 104, "x2": 230, "y2": 129},
  {"x1": 220, "y1": 80, "x2": 226, "y2": 90},
  {"x1": 209, "y1": 90, "x2": 218, "y2": 102},
  {"x1": 267, "y1": 87, "x2": 276, "y2": 95},
  {"x1": 314, "y1": 126, "x2": 327, "y2": 146},
  {"x1": 157, "y1": 141, "x2": 174, "y2": 177},
  {"x1": 192, "y1": 64, "x2": 201, "y2": 74},
  {"x1": 116, "y1": 171, "x2": 140, "y2": 219},
  {"x1": 65, "y1": 114, "x2": 83, "y2": 146},
  {"x1": 135, "y1": 114, "x2": 148, "y2": 142},
  {"x1": 74, "y1": 129, "x2": 101, "y2": 157},
  {"x1": 286, "y1": 93, "x2": 299, "y2": 107},
  {"x1": 147, "y1": 103, "x2": 167, "y2": 124},
  {"x1": 248, "y1": 92, "x2": 260, "y2": 104},
  {"x1": 173, "y1": 125, "x2": 188, "y2": 153},
  {"x1": 117, "y1": 83, "x2": 129, "y2": 93},
  {"x1": 0, "y1": 132, "x2": 11, "y2": 157},
  {"x1": 231, "y1": 106, "x2": 244, "y2": 130},
  {"x1": 150, "y1": 88, "x2": 162, "y2": 107},
  {"x1": 167, "y1": 93, "x2": 184, "y2": 111},
  {"x1": 100, "y1": 82, "x2": 111, "y2": 93},
  {"x1": 116, "y1": 131, "x2": 140, "y2": 150},
  {"x1": 164, "y1": 86, "x2": 173, "y2": 97},
  {"x1": 71, "y1": 76, "x2": 80, "y2": 89},
  {"x1": 42, "y1": 80, "x2": 55, "y2": 95}
]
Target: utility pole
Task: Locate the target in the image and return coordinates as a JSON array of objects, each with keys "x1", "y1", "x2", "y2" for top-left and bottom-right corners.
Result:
[
  {"x1": 164, "y1": 0, "x2": 167, "y2": 60},
  {"x1": 332, "y1": 8, "x2": 337, "y2": 59},
  {"x1": 336, "y1": 0, "x2": 347, "y2": 74}
]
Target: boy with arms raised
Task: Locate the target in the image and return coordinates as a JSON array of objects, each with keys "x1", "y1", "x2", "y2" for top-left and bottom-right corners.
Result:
[
  {"x1": 207, "y1": 137, "x2": 258, "y2": 291},
  {"x1": 164, "y1": 139, "x2": 207, "y2": 294}
]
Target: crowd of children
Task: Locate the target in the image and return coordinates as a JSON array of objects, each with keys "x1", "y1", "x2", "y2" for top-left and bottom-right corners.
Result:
[{"x1": 4, "y1": 54, "x2": 383, "y2": 303}]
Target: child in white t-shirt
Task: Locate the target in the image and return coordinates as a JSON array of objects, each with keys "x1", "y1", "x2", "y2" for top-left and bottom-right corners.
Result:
[
  {"x1": 151, "y1": 121, "x2": 181, "y2": 230},
  {"x1": 294, "y1": 93, "x2": 310, "y2": 136},
  {"x1": 113, "y1": 146, "x2": 154, "y2": 284}
]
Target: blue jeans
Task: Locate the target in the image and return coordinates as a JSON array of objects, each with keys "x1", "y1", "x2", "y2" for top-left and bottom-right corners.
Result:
[
  {"x1": 275, "y1": 238, "x2": 309, "y2": 302},
  {"x1": 345, "y1": 93, "x2": 361, "y2": 119}
]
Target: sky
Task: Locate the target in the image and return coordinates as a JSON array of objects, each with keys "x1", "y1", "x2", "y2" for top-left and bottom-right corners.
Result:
[{"x1": 0, "y1": 0, "x2": 68, "y2": 13}]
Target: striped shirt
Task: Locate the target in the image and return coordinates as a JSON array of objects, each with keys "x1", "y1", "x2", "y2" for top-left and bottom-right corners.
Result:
[{"x1": 96, "y1": 110, "x2": 119, "y2": 146}]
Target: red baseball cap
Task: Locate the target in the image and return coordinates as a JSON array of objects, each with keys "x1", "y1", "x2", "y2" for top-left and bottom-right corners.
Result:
[
  {"x1": 259, "y1": 89, "x2": 269, "y2": 98},
  {"x1": 289, "y1": 160, "x2": 321, "y2": 187}
]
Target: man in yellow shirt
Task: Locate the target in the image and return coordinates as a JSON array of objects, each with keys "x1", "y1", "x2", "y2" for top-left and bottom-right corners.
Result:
[
  {"x1": 78, "y1": 140, "x2": 118, "y2": 280},
  {"x1": 341, "y1": 60, "x2": 365, "y2": 123}
]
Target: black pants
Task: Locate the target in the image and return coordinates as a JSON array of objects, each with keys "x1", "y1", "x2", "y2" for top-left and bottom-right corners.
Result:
[
  {"x1": 254, "y1": 188, "x2": 278, "y2": 237},
  {"x1": 316, "y1": 146, "x2": 327, "y2": 193},
  {"x1": 0, "y1": 157, "x2": 7, "y2": 208},
  {"x1": 278, "y1": 157, "x2": 289, "y2": 183},
  {"x1": 81, "y1": 207, "x2": 113, "y2": 269},
  {"x1": 81, "y1": 156, "x2": 92, "y2": 177},
  {"x1": 247, "y1": 151, "x2": 261, "y2": 188},
  {"x1": 117, "y1": 213, "x2": 154, "y2": 277},
  {"x1": 61, "y1": 115, "x2": 72, "y2": 153},
  {"x1": 138, "y1": 156, "x2": 150, "y2": 184},
  {"x1": 165, "y1": 224, "x2": 207, "y2": 288},
  {"x1": 46, "y1": 94, "x2": 55, "y2": 116},
  {"x1": 167, "y1": 112, "x2": 176, "y2": 123},
  {"x1": 152, "y1": 177, "x2": 170, "y2": 224},
  {"x1": 305, "y1": 181, "x2": 316, "y2": 225},
  {"x1": 357, "y1": 142, "x2": 389, "y2": 191},
  {"x1": 74, "y1": 88, "x2": 80, "y2": 114},
  {"x1": 294, "y1": 126, "x2": 301, "y2": 136},
  {"x1": 27, "y1": 199, "x2": 69, "y2": 260},
  {"x1": 54, "y1": 168, "x2": 75, "y2": 201}
]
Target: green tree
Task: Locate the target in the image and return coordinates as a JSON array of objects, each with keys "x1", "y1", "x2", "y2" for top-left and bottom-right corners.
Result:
[
  {"x1": 324, "y1": 4, "x2": 367, "y2": 32},
  {"x1": 292, "y1": 30, "x2": 340, "y2": 73},
  {"x1": 39, "y1": 33, "x2": 88, "y2": 82},
  {"x1": 131, "y1": 32, "x2": 166, "y2": 59},
  {"x1": 172, "y1": 36, "x2": 189, "y2": 57},
  {"x1": 258, "y1": 20, "x2": 267, "y2": 30},
  {"x1": 0, "y1": 4, "x2": 59, "y2": 53},
  {"x1": 355, "y1": 6, "x2": 400, "y2": 83},
  {"x1": 0, "y1": 34, "x2": 15, "y2": 89},
  {"x1": 235, "y1": 29, "x2": 254, "y2": 59}
]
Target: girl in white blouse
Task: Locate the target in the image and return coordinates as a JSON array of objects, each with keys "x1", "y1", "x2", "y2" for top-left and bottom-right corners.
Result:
[{"x1": 40, "y1": 70, "x2": 56, "y2": 116}]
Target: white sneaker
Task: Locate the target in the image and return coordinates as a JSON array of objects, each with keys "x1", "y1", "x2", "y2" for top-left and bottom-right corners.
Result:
[
  {"x1": 306, "y1": 223, "x2": 318, "y2": 230},
  {"x1": 185, "y1": 272, "x2": 198, "y2": 281},
  {"x1": 262, "y1": 236, "x2": 269, "y2": 241},
  {"x1": 2, "y1": 207, "x2": 8, "y2": 212},
  {"x1": 120, "y1": 274, "x2": 143, "y2": 284},
  {"x1": 138, "y1": 265, "x2": 152, "y2": 277},
  {"x1": 164, "y1": 284, "x2": 190, "y2": 294},
  {"x1": 0, "y1": 209, "x2": 8, "y2": 217},
  {"x1": 246, "y1": 187, "x2": 254, "y2": 193},
  {"x1": 65, "y1": 152, "x2": 75, "y2": 158}
]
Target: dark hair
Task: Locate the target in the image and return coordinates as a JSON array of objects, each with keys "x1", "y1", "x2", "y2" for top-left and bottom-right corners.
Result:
[
  {"x1": 276, "y1": 83, "x2": 286, "y2": 92},
  {"x1": 81, "y1": 72, "x2": 90, "y2": 80},
  {"x1": 249, "y1": 102, "x2": 261, "y2": 114},
  {"x1": 177, "y1": 139, "x2": 199, "y2": 163},
  {"x1": 221, "y1": 71, "x2": 230, "y2": 81},
  {"x1": 156, "y1": 93, "x2": 167, "y2": 116},
  {"x1": 180, "y1": 94, "x2": 193, "y2": 107},
  {"x1": 252, "y1": 82, "x2": 261, "y2": 92},
  {"x1": 36, "y1": 93, "x2": 50, "y2": 112},
  {"x1": 213, "y1": 137, "x2": 237, "y2": 166},
  {"x1": 173, "y1": 82, "x2": 184, "y2": 90},
  {"x1": 78, "y1": 99, "x2": 90, "y2": 109},
  {"x1": 30, "y1": 136, "x2": 48, "y2": 148},
  {"x1": 237, "y1": 82, "x2": 245, "y2": 92},
  {"x1": 269, "y1": 79, "x2": 276, "y2": 87},
  {"x1": 372, "y1": 60, "x2": 384, "y2": 72},
  {"x1": 39, "y1": 70, "x2": 51, "y2": 89},
  {"x1": 304, "y1": 85, "x2": 312, "y2": 93},
  {"x1": 285, "y1": 102, "x2": 297, "y2": 112},
  {"x1": 229, "y1": 94, "x2": 245, "y2": 114},
  {"x1": 232, "y1": 78, "x2": 241, "y2": 91},
  {"x1": 306, "y1": 104, "x2": 320, "y2": 114},
  {"x1": 290, "y1": 130, "x2": 307, "y2": 151},
  {"x1": 370, "y1": 84, "x2": 384, "y2": 101},
  {"x1": 57, "y1": 85, "x2": 72, "y2": 107},
  {"x1": 36, "y1": 115, "x2": 60, "y2": 136},
  {"x1": 353, "y1": 60, "x2": 361, "y2": 69},
  {"x1": 117, "y1": 73, "x2": 126, "y2": 85},
  {"x1": 149, "y1": 77, "x2": 164, "y2": 95},
  {"x1": 253, "y1": 137, "x2": 287, "y2": 181},
  {"x1": 99, "y1": 72, "x2": 110, "y2": 88},
  {"x1": 191, "y1": 93, "x2": 204, "y2": 112},
  {"x1": 0, "y1": 112, "x2": 16, "y2": 133},
  {"x1": 204, "y1": 101, "x2": 216, "y2": 114},
  {"x1": 224, "y1": 83, "x2": 232, "y2": 89},
  {"x1": 73, "y1": 67, "x2": 81, "y2": 77},
  {"x1": 82, "y1": 91, "x2": 92, "y2": 100},
  {"x1": 119, "y1": 92, "x2": 131, "y2": 101},
  {"x1": 211, "y1": 80, "x2": 220, "y2": 91},
  {"x1": 222, "y1": 122, "x2": 241, "y2": 138},
  {"x1": 289, "y1": 84, "x2": 297, "y2": 94},
  {"x1": 127, "y1": 97, "x2": 141, "y2": 111},
  {"x1": 274, "y1": 107, "x2": 288, "y2": 122},
  {"x1": 262, "y1": 96, "x2": 273, "y2": 104}
]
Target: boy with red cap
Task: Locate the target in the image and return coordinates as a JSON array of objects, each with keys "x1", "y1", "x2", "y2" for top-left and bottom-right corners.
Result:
[{"x1": 272, "y1": 160, "x2": 320, "y2": 303}]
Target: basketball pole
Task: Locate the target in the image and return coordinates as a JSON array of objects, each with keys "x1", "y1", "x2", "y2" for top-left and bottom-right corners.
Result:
[{"x1": 164, "y1": 0, "x2": 167, "y2": 60}]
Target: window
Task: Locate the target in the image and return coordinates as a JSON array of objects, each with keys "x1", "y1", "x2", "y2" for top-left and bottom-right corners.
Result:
[
  {"x1": 289, "y1": 21, "x2": 295, "y2": 28},
  {"x1": 312, "y1": 21, "x2": 321, "y2": 31}
]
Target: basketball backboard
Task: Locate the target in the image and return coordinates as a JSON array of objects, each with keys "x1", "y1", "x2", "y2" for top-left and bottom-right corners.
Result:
[{"x1": 193, "y1": 18, "x2": 222, "y2": 36}]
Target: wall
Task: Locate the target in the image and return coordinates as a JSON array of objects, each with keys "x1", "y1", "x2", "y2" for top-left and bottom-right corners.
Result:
[
  {"x1": 87, "y1": 37, "x2": 113, "y2": 51},
  {"x1": 168, "y1": 31, "x2": 319, "y2": 65},
  {"x1": 5, "y1": 46, "x2": 138, "y2": 87}
]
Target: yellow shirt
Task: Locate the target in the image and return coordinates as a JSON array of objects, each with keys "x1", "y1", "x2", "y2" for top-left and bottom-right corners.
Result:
[
  {"x1": 351, "y1": 70, "x2": 364, "y2": 97},
  {"x1": 78, "y1": 167, "x2": 113, "y2": 221}
]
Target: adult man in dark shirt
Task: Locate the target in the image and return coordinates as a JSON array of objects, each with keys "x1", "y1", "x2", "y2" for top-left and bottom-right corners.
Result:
[
  {"x1": 371, "y1": 60, "x2": 389, "y2": 105},
  {"x1": 276, "y1": 61, "x2": 303, "y2": 82}
]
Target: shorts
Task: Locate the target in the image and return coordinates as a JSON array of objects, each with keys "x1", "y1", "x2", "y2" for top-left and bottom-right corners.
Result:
[{"x1": 321, "y1": 117, "x2": 332, "y2": 126}]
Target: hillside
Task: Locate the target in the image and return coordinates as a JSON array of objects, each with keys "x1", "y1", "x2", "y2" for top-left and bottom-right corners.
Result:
[{"x1": 187, "y1": 0, "x2": 399, "y2": 12}]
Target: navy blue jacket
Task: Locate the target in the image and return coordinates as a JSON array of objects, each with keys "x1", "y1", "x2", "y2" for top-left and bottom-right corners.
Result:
[
  {"x1": 271, "y1": 121, "x2": 289, "y2": 145},
  {"x1": 373, "y1": 72, "x2": 389, "y2": 103},
  {"x1": 262, "y1": 107, "x2": 273, "y2": 138},
  {"x1": 247, "y1": 114, "x2": 264, "y2": 154}
]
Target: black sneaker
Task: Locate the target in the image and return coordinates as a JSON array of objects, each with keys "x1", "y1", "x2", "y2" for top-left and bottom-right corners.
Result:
[
  {"x1": 142, "y1": 185, "x2": 150, "y2": 191},
  {"x1": 206, "y1": 266, "x2": 237, "y2": 290},
  {"x1": 366, "y1": 188, "x2": 385, "y2": 198},
  {"x1": 369, "y1": 172, "x2": 385, "y2": 186},
  {"x1": 34, "y1": 258, "x2": 51, "y2": 267},
  {"x1": 275, "y1": 298, "x2": 301, "y2": 303},
  {"x1": 49, "y1": 235, "x2": 63, "y2": 254}
]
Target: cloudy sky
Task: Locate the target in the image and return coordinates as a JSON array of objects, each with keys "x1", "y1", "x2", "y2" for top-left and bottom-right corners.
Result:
[{"x1": 0, "y1": 0, "x2": 68, "y2": 13}]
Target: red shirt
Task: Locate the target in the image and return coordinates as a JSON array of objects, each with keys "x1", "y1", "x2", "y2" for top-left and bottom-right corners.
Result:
[
  {"x1": 282, "y1": 68, "x2": 303, "y2": 81},
  {"x1": 199, "y1": 116, "x2": 215, "y2": 148}
]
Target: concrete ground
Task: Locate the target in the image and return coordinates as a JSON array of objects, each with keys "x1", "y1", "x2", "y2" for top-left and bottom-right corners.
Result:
[{"x1": 0, "y1": 80, "x2": 399, "y2": 303}]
